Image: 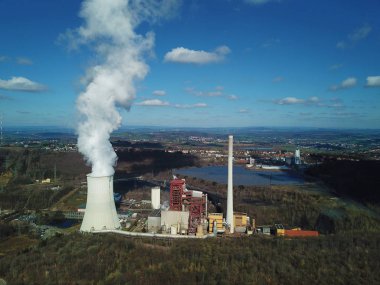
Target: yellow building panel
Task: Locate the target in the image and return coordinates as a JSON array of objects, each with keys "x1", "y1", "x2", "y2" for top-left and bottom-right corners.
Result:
[
  {"x1": 208, "y1": 213, "x2": 224, "y2": 233},
  {"x1": 233, "y1": 212, "x2": 247, "y2": 227}
]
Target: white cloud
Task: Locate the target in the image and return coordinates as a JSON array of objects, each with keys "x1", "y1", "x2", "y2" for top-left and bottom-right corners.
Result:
[
  {"x1": 194, "y1": 103, "x2": 207, "y2": 108},
  {"x1": 245, "y1": 0, "x2": 277, "y2": 5},
  {"x1": 238, "y1": 108, "x2": 249, "y2": 113},
  {"x1": 174, "y1": 103, "x2": 207, "y2": 109},
  {"x1": 274, "y1": 96, "x2": 346, "y2": 109},
  {"x1": 365, "y1": 76, "x2": 380, "y2": 87},
  {"x1": 136, "y1": 99, "x2": 207, "y2": 109},
  {"x1": 16, "y1": 57, "x2": 33, "y2": 65},
  {"x1": 274, "y1": 96, "x2": 327, "y2": 106},
  {"x1": 135, "y1": 99, "x2": 169, "y2": 106},
  {"x1": 152, "y1": 90, "x2": 166, "y2": 96},
  {"x1": 349, "y1": 24, "x2": 372, "y2": 42},
  {"x1": 0, "y1": 76, "x2": 46, "y2": 92},
  {"x1": 164, "y1": 45, "x2": 230, "y2": 64},
  {"x1": 329, "y1": 77, "x2": 357, "y2": 91},
  {"x1": 186, "y1": 86, "x2": 238, "y2": 101},
  {"x1": 186, "y1": 87, "x2": 223, "y2": 97},
  {"x1": 337, "y1": 24, "x2": 372, "y2": 49},
  {"x1": 309, "y1": 96, "x2": 320, "y2": 103},
  {"x1": 342, "y1": 77, "x2": 357, "y2": 88},
  {"x1": 275, "y1": 97, "x2": 305, "y2": 105}
]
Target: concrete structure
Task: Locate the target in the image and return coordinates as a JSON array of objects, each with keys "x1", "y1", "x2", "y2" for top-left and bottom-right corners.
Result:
[
  {"x1": 151, "y1": 186, "x2": 161, "y2": 210},
  {"x1": 226, "y1": 135, "x2": 234, "y2": 233},
  {"x1": 93, "y1": 229, "x2": 209, "y2": 239},
  {"x1": 161, "y1": 210, "x2": 189, "y2": 233},
  {"x1": 80, "y1": 175, "x2": 121, "y2": 232},
  {"x1": 147, "y1": 209, "x2": 161, "y2": 233}
]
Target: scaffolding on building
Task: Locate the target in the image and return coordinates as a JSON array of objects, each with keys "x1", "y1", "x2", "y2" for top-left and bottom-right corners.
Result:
[{"x1": 169, "y1": 179, "x2": 207, "y2": 235}]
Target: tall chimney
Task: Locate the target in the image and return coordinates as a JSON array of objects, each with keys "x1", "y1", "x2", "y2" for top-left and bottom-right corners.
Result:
[
  {"x1": 226, "y1": 135, "x2": 234, "y2": 233},
  {"x1": 80, "y1": 175, "x2": 121, "y2": 232}
]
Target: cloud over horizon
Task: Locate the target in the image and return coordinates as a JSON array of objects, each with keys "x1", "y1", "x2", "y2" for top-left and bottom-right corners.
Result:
[
  {"x1": 275, "y1": 97, "x2": 305, "y2": 105},
  {"x1": 174, "y1": 102, "x2": 207, "y2": 109},
  {"x1": 136, "y1": 99, "x2": 207, "y2": 109},
  {"x1": 152, "y1": 90, "x2": 166, "y2": 96},
  {"x1": 329, "y1": 77, "x2": 357, "y2": 91},
  {"x1": 0, "y1": 76, "x2": 46, "y2": 92},
  {"x1": 365, "y1": 76, "x2": 380, "y2": 87},
  {"x1": 164, "y1": 45, "x2": 230, "y2": 64},
  {"x1": 186, "y1": 86, "x2": 238, "y2": 101},
  {"x1": 274, "y1": 96, "x2": 344, "y2": 109},
  {"x1": 136, "y1": 99, "x2": 170, "y2": 106}
]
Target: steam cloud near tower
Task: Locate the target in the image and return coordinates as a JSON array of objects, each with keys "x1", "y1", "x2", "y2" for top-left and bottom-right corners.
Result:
[{"x1": 70, "y1": 0, "x2": 179, "y2": 176}]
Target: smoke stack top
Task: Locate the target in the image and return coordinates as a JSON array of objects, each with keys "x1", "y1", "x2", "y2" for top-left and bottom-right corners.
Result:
[{"x1": 68, "y1": 0, "x2": 179, "y2": 176}]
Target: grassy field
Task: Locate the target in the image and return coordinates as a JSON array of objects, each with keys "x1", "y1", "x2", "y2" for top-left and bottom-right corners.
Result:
[{"x1": 52, "y1": 187, "x2": 86, "y2": 211}]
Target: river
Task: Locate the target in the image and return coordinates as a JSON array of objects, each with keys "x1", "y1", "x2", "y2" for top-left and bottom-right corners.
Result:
[{"x1": 175, "y1": 165, "x2": 304, "y2": 186}]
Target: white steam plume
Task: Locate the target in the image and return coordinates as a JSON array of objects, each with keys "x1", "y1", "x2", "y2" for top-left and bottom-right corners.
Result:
[{"x1": 68, "y1": 0, "x2": 179, "y2": 176}]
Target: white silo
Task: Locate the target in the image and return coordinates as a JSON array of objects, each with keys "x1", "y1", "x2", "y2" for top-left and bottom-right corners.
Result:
[
  {"x1": 80, "y1": 174, "x2": 121, "y2": 232},
  {"x1": 151, "y1": 186, "x2": 160, "y2": 210},
  {"x1": 295, "y1": 148, "x2": 301, "y2": 165},
  {"x1": 226, "y1": 135, "x2": 234, "y2": 233}
]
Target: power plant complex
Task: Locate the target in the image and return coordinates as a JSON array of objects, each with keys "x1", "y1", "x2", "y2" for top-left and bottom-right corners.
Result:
[
  {"x1": 80, "y1": 135, "x2": 317, "y2": 238},
  {"x1": 80, "y1": 135, "x2": 245, "y2": 237}
]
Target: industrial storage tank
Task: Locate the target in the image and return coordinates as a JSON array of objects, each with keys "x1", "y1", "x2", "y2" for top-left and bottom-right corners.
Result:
[
  {"x1": 170, "y1": 225, "x2": 177, "y2": 235},
  {"x1": 80, "y1": 175, "x2": 121, "y2": 232},
  {"x1": 151, "y1": 187, "x2": 161, "y2": 210}
]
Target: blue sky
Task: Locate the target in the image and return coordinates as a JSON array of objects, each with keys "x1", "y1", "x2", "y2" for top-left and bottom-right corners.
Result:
[{"x1": 1, "y1": 0, "x2": 380, "y2": 129}]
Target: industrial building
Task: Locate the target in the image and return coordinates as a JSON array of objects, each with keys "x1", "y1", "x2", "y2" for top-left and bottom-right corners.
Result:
[
  {"x1": 208, "y1": 213, "x2": 224, "y2": 233},
  {"x1": 147, "y1": 209, "x2": 161, "y2": 233},
  {"x1": 151, "y1": 178, "x2": 208, "y2": 235}
]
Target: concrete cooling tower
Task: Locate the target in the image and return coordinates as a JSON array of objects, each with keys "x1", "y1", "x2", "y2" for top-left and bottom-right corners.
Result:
[{"x1": 80, "y1": 175, "x2": 121, "y2": 232}]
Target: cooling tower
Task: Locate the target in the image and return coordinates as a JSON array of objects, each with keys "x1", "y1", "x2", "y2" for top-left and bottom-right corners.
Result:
[
  {"x1": 226, "y1": 135, "x2": 234, "y2": 233},
  {"x1": 80, "y1": 174, "x2": 121, "y2": 232}
]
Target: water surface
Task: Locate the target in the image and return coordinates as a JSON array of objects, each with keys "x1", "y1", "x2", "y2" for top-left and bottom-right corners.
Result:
[{"x1": 176, "y1": 165, "x2": 303, "y2": 186}]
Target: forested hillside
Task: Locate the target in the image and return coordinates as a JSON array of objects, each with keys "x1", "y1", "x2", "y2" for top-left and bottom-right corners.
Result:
[
  {"x1": 0, "y1": 232, "x2": 379, "y2": 285},
  {"x1": 306, "y1": 159, "x2": 380, "y2": 204}
]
